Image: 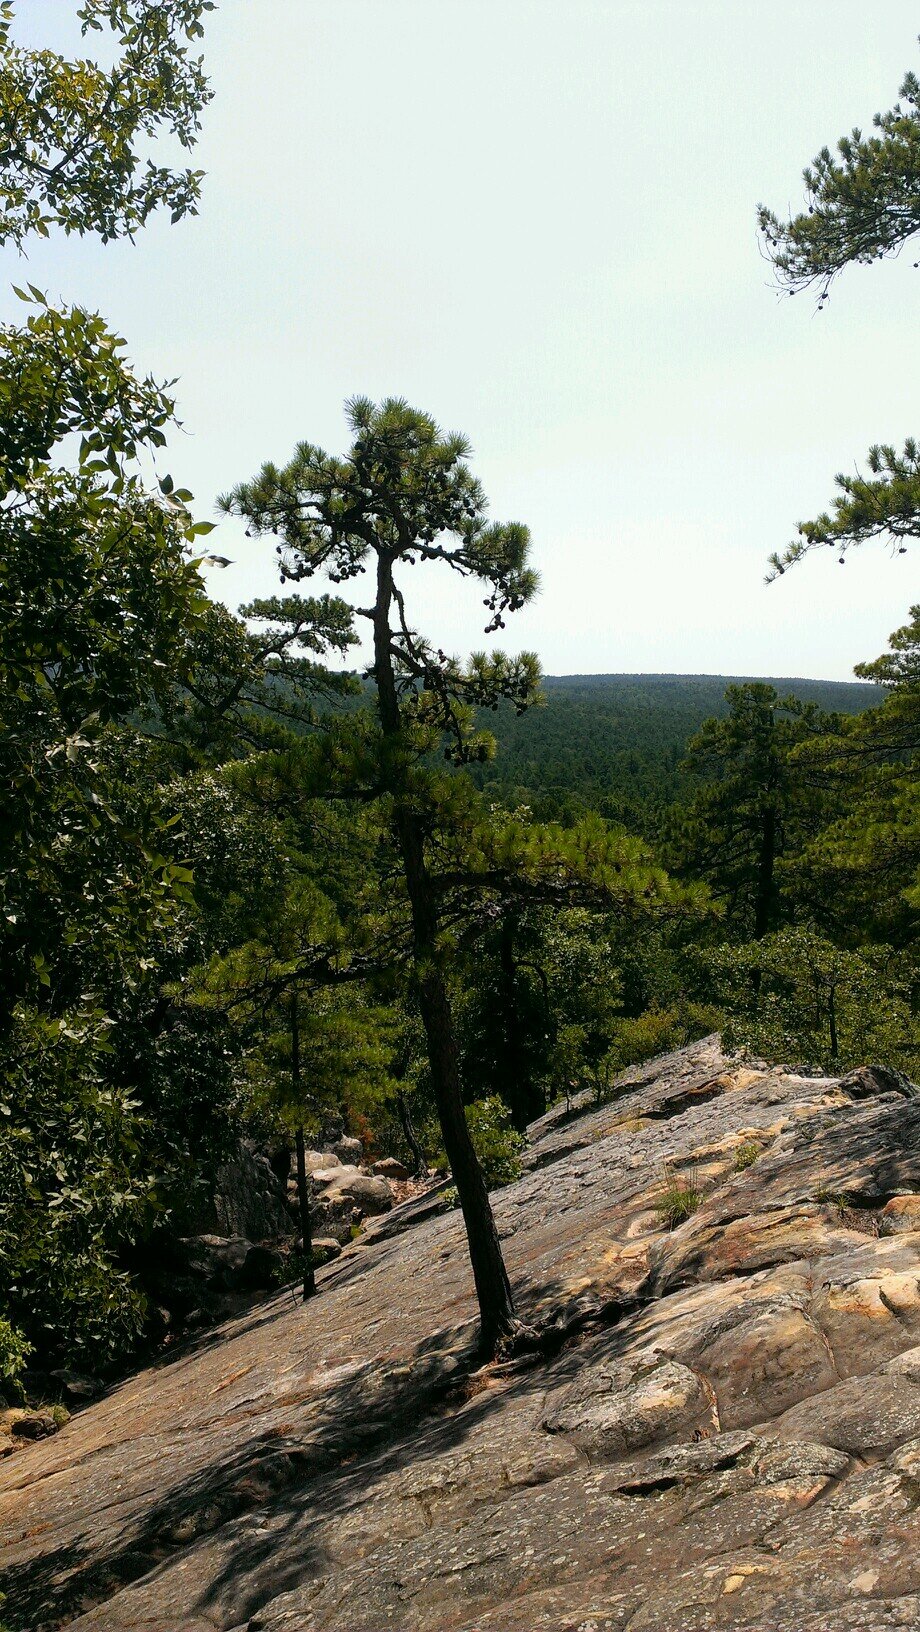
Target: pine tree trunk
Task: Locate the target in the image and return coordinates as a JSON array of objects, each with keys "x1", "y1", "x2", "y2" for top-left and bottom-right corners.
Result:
[
  {"x1": 499, "y1": 910, "x2": 542, "y2": 1131},
  {"x1": 396, "y1": 1090, "x2": 428, "y2": 1178},
  {"x1": 753, "y1": 804, "x2": 777, "y2": 940},
  {"x1": 413, "y1": 944, "x2": 516, "y2": 1352},
  {"x1": 291, "y1": 996, "x2": 316, "y2": 1302},
  {"x1": 372, "y1": 552, "x2": 517, "y2": 1354}
]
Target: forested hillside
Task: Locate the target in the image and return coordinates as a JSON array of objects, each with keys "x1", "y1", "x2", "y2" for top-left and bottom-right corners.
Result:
[{"x1": 473, "y1": 673, "x2": 878, "y2": 818}]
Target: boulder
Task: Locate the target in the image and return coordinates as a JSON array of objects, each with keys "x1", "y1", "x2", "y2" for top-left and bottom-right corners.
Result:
[
  {"x1": 10, "y1": 1410, "x2": 63, "y2": 1441},
  {"x1": 171, "y1": 1139, "x2": 293, "y2": 1241},
  {"x1": 304, "y1": 1149, "x2": 340, "y2": 1176},
  {"x1": 332, "y1": 1135, "x2": 364, "y2": 1164},
  {"x1": 372, "y1": 1157, "x2": 410, "y2": 1180},
  {"x1": 300, "y1": 1164, "x2": 392, "y2": 1244},
  {"x1": 309, "y1": 1198, "x2": 362, "y2": 1245},
  {"x1": 308, "y1": 1163, "x2": 358, "y2": 1191},
  {"x1": 881, "y1": 1193, "x2": 920, "y2": 1232},
  {"x1": 333, "y1": 1171, "x2": 393, "y2": 1214},
  {"x1": 211, "y1": 1142, "x2": 293, "y2": 1239},
  {"x1": 839, "y1": 1063, "x2": 920, "y2": 1100},
  {"x1": 173, "y1": 1234, "x2": 282, "y2": 1294},
  {"x1": 543, "y1": 1351, "x2": 716, "y2": 1457}
]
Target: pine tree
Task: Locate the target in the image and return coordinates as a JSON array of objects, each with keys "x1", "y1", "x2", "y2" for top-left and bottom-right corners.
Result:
[
  {"x1": 671, "y1": 684, "x2": 835, "y2": 939},
  {"x1": 223, "y1": 398, "x2": 540, "y2": 1354},
  {"x1": 788, "y1": 611, "x2": 920, "y2": 943},
  {"x1": 767, "y1": 440, "x2": 920, "y2": 581}
]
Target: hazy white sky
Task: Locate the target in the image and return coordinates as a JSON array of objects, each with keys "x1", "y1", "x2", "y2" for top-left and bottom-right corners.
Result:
[{"x1": 11, "y1": 1, "x2": 920, "y2": 678}]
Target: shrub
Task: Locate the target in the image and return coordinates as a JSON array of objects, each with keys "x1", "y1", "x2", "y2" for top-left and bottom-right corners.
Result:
[
  {"x1": 816, "y1": 1185, "x2": 851, "y2": 1208},
  {"x1": 463, "y1": 1096, "x2": 525, "y2": 1188},
  {"x1": 0, "y1": 1318, "x2": 31, "y2": 1393},
  {"x1": 602, "y1": 1003, "x2": 722, "y2": 1081},
  {"x1": 433, "y1": 1095, "x2": 525, "y2": 1195},
  {"x1": 0, "y1": 1008, "x2": 151, "y2": 1374},
  {"x1": 733, "y1": 1142, "x2": 760, "y2": 1172}
]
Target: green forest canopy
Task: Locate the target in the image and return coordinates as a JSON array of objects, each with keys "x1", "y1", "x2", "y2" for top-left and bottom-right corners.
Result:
[{"x1": 471, "y1": 672, "x2": 877, "y2": 817}]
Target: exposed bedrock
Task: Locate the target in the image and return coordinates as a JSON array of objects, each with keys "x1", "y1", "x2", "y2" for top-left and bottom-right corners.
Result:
[{"x1": 6, "y1": 1037, "x2": 920, "y2": 1631}]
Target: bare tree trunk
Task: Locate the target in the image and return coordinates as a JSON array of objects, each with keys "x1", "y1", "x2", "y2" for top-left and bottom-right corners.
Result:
[
  {"x1": 372, "y1": 552, "x2": 517, "y2": 1354},
  {"x1": 396, "y1": 1090, "x2": 428, "y2": 1178},
  {"x1": 828, "y1": 983, "x2": 839, "y2": 1062},
  {"x1": 291, "y1": 995, "x2": 316, "y2": 1301}
]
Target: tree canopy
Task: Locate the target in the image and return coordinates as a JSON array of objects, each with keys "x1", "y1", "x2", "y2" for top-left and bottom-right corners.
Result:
[{"x1": 0, "y1": 0, "x2": 213, "y2": 247}]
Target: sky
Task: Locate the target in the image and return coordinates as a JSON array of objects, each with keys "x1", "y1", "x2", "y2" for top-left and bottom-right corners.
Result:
[{"x1": 10, "y1": 0, "x2": 920, "y2": 680}]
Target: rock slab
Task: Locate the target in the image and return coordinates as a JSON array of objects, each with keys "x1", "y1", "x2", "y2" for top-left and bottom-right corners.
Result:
[{"x1": 6, "y1": 1037, "x2": 920, "y2": 1630}]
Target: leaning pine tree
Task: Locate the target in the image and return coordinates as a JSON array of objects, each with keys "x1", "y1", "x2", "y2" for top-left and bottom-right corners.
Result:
[{"x1": 223, "y1": 398, "x2": 541, "y2": 1353}]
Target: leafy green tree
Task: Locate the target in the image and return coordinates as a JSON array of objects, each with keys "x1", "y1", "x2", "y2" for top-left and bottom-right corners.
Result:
[
  {"x1": 0, "y1": 0, "x2": 223, "y2": 1031},
  {"x1": 0, "y1": 0, "x2": 227, "y2": 1372},
  {"x1": 758, "y1": 46, "x2": 920, "y2": 297},
  {"x1": 0, "y1": 298, "x2": 212, "y2": 1011},
  {"x1": 0, "y1": 301, "x2": 228, "y2": 1367},
  {"x1": 670, "y1": 684, "x2": 835, "y2": 939},
  {"x1": 0, "y1": 1318, "x2": 31, "y2": 1396},
  {"x1": 0, "y1": 1005, "x2": 154, "y2": 1369},
  {"x1": 224, "y1": 397, "x2": 541, "y2": 1353},
  {"x1": 0, "y1": 0, "x2": 214, "y2": 247},
  {"x1": 0, "y1": 739, "x2": 282, "y2": 1370},
  {"x1": 710, "y1": 927, "x2": 918, "y2": 1075}
]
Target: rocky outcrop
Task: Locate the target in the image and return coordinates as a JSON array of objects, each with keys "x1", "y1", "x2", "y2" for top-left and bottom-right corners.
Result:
[
  {"x1": 173, "y1": 1139, "x2": 294, "y2": 1242},
  {"x1": 8, "y1": 1037, "x2": 920, "y2": 1629},
  {"x1": 288, "y1": 1159, "x2": 395, "y2": 1244},
  {"x1": 158, "y1": 1141, "x2": 394, "y2": 1322}
]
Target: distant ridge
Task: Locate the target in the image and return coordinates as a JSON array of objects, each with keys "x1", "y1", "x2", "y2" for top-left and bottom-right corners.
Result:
[
  {"x1": 541, "y1": 672, "x2": 876, "y2": 692},
  {"x1": 473, "y1": 671, "x2": 878, "y2": 817}
]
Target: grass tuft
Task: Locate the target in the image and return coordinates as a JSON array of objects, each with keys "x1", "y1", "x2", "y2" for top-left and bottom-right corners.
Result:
[{"x1": 655, "y1": 1165, "x2": 702, "y2": 1229}]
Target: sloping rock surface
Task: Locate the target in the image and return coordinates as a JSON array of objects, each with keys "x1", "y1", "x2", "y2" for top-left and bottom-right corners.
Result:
[{"x1": 6, "y1": 1039, "x2": 920, "y2": 1629}]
